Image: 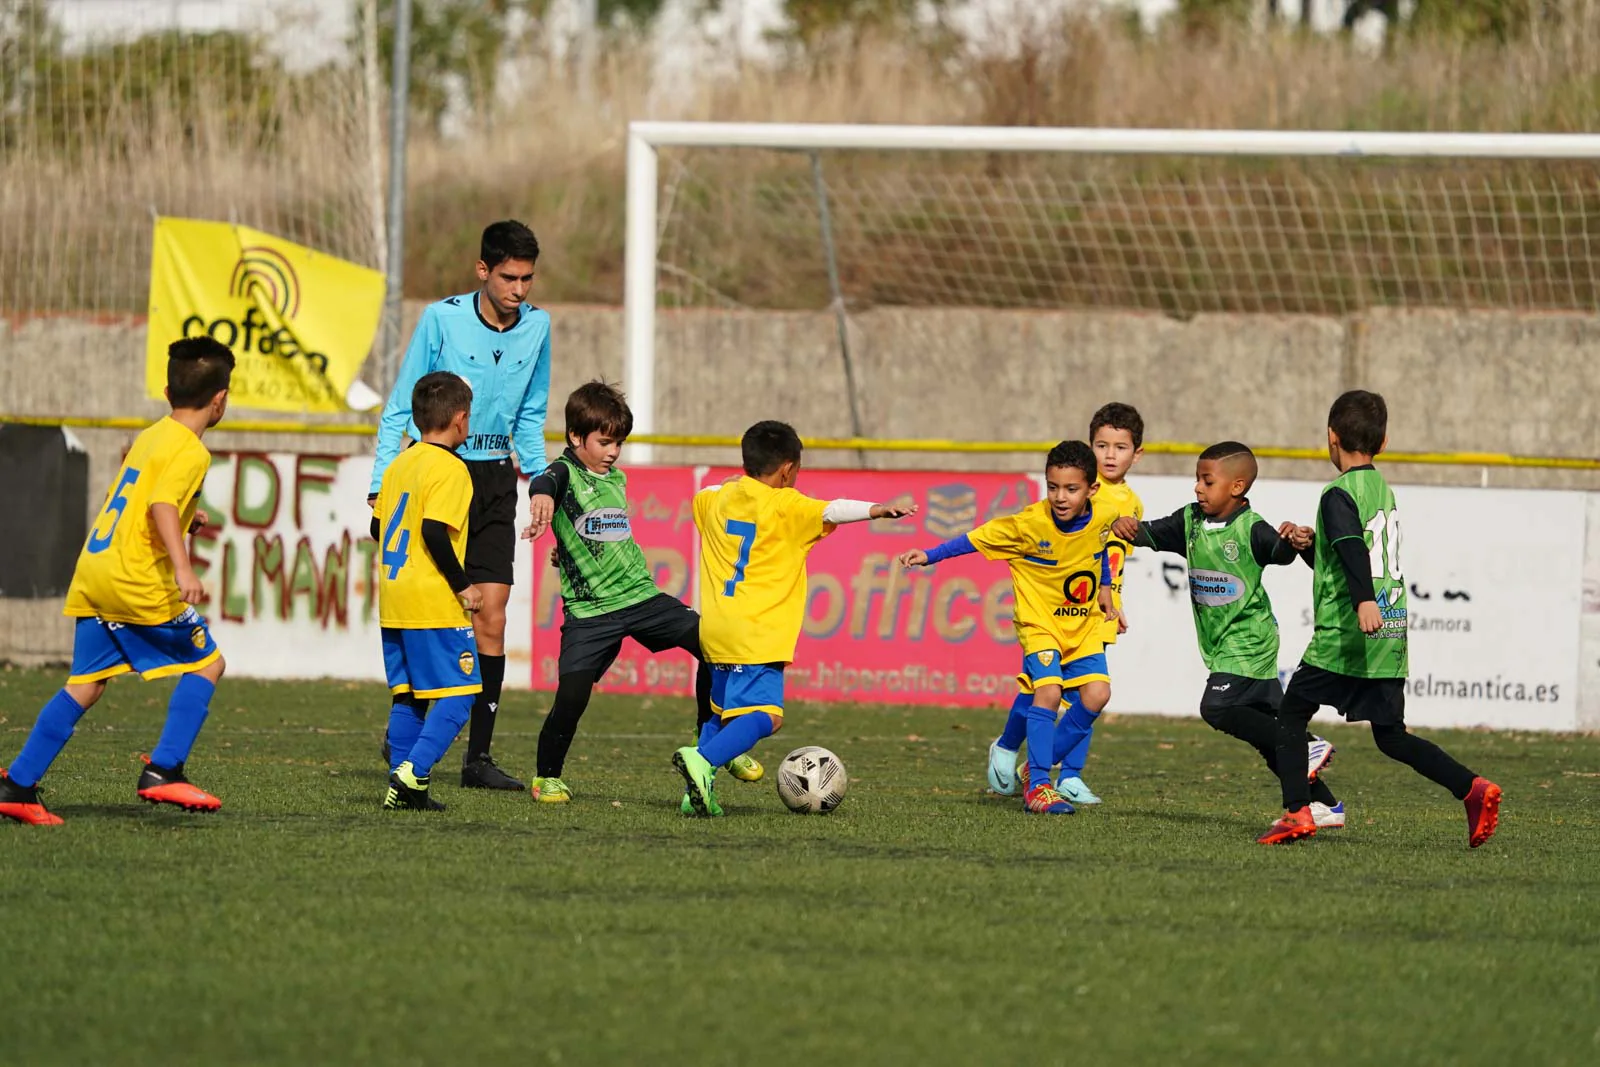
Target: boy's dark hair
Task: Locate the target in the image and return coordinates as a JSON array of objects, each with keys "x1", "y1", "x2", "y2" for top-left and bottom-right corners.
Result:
[
  {"x1": 166, "y1": 336, "x2": 235, "y2": 408},
  {"x1": 1328, "y1": 390, "x2": 1388, "y2": 455},
  {"x1": 412, "y1": 371, "x2": 473, "y2": 434},
  {"x1": 742, "y1": 420, "x2": 803, "y2": 477},
  {"x1": 1045, "y1": 440, "x2": 1098, "y2": 483},
  {"x1": 1198, "y1": 440, "x2": 1254, "y2": 463},
  {"x1": 1198, "y1": 440, "x2": 1259, "y2": 490},
  {"x1": 565, "y1": 380, "x2": 633, "y2": 442},
  {"x1": 480, "y1": 220, "x2": 540, "y2": 270},
  {"x1": 1089, "y1": 402, "x2": 1144, "y2": 450}
]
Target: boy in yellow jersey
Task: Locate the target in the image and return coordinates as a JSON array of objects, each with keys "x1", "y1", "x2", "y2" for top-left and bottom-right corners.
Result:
[
  {"x1": 671, "y1": 421, "x2": 916, "y2": 816},
  {"x1": 901, "y1": 440, "x2": 1116, "y2": 815},
  {"x1": 0, "y1": 338, "x2": 234, "y2": 826},
  {"x1": 375, "y1": 372, "x2": 487, "y2": 812},
  {"x1": 1047, "y1": 402, "x2": 1145, "y2": 803}
]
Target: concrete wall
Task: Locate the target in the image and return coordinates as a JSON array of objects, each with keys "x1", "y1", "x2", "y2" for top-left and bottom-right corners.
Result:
[{"x1": 4, "y1": 303, "x2": 1599, "y2": 663}]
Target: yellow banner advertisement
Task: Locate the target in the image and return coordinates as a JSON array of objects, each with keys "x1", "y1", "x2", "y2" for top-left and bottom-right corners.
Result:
[{"x1": 146, "y1": 217, "x2": 384, "y2": 413}]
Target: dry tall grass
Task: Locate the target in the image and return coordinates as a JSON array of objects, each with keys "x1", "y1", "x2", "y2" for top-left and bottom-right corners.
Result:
[
  {"x1": 4, "y1": 7, "x2": 1598, "y2": 315},
  {"x1": 411, "y1": 9, "x2": 1600, "y2": 307}
]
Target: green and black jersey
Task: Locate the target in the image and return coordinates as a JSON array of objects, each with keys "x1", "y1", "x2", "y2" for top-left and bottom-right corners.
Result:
[
  {"x1": 529, "y1": 449, "x2": 659, "y2": 620},
  {"x1": 1136, "y1": 502, "x2": 1296, "y2": 680},
  {"x1": 1302, "y1": 464, "x2": 1407, "y2": 679}
]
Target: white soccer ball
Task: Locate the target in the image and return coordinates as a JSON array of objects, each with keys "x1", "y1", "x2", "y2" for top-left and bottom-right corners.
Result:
[{"x1": 776, "y1": 746, "x2": 848, "y2": 814}]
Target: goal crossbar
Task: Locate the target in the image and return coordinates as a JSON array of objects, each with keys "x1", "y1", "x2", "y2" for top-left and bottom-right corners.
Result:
[{"x1": 623, "y1": 122, "x2": 1600, "y2": 460}]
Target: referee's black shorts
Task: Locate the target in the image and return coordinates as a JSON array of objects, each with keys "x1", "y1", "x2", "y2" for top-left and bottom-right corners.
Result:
[{"x1": 464, "y1": 458, "x2": 518, "y2": 586}]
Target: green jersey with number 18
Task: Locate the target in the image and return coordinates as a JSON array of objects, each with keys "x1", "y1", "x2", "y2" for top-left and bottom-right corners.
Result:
[{"x1": 1303, "y1": 466, "x2": 1408, "y2": 679}]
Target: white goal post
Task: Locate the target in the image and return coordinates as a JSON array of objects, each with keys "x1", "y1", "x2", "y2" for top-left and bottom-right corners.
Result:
[{"x1": 623, "y1": 122, "x2": 1600, "y2": 463}]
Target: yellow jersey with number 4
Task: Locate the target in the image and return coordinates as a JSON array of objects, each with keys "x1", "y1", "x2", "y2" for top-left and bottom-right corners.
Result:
[
  {"x1": 65, "y1": 416, "x2": 210, "y2": 625},
  {"x1": 968, "y1": 499, "x2": 1113, "y2": 660},
  {"x1": 694, "y1": 477, "x2": 834, "y2": 665},
  {"x1": 1094, "y1": 479, "x2": 1143, "y2": 646},
  {"x1": 376, "y1": 443, "x2": 474, "y2": 629}
]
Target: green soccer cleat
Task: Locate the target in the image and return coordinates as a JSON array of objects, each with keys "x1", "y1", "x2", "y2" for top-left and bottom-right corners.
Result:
[
  {"x1": 679, "y1": 788, "x2": 723, "y2": 817},
  {"x1": 724, "y1": 753, "x2": 764, "y2": 783},
  {"x1": 672, "y1": 746, "x2": 719, "y2": 817},
  {"x1": 530, "y1": 777, "x2": 573, "y2": 804}
]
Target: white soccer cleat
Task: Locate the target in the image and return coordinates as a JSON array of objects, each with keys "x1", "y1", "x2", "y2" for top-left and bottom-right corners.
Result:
[
  {"x1": 1307, "y1": 736, "x2": 1336, "y2": 781},
  {"x1": 1310, "y1": 801, "x2": 1346, "y2": 829},
  {"x1": 987, "y1": 741, "x2": 1019, "y2": 796}
]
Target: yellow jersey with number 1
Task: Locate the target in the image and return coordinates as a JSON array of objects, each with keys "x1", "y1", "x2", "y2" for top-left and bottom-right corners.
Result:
[
  {"x1": 65, "y1": 416, "x2": 210, "y2": 625},
  {"x1": 375, "y1": 443, "x2": 474, "y2": 629},
  {"x1": 1094, "y1": 479, "x2": 1143, "y2": 646},
  {"x1": 694, "y1": 476, "x2": 834, "y2": 665}
]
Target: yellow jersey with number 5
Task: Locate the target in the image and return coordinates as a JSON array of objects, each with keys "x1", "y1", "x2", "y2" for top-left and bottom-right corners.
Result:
[
  {"x1": 375, "y1": 443, "x2": 474, "y2": 629},
  {"x1": 65, "y1": 417, "x2": 210, "y2": 625},
  {"x1": 1094, "y1": 479, "x2": 1143, "y2": 645},
  {"x1": 694, "y1": 477, "x2": 834, "y2": 665}
]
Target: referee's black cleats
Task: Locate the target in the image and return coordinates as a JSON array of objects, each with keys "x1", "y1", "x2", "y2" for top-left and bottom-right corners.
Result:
[{"x1": 460, "y1": 754, "x2": 525, "y2": 791}]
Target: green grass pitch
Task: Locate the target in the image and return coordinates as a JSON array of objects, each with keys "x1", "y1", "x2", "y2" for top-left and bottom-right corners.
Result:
[{"x1": 2, "y1": 666, "x2": 1597, "y2": 1066}]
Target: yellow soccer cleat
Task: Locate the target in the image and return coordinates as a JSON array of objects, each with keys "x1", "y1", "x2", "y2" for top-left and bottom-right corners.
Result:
[
  {"x1": 724, "y1": 753, "x2": 764, "y2": 783},
  {"x1": 530, "y1": 777, "x2": 573, "y2": 804}
]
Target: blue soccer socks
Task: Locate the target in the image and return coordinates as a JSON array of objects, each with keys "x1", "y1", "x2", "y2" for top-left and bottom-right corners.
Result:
[
  {"x1": 7, "y1": 690, "x2": 88, "y2": 788},
  {"x1": 698, "y1": 713, "x2": 774, "y2": 769},
  {"x1": 1053, "y1": 693, "x2": 1100, "y2": 779},
  {"x1": 386, "y1": 699, "x2": 426, "y2": 771},
  {"x1": 996, "y1": 691, "x2": 1030, "y2": 751},
  {"x1": 404, "y1": 694, "x2": 473, "y2": 777},
  {"x1": 1024, "y1": 700, "x2": 1058, "y2": 793},
  {"x1": 150, "y1": 674, "x2": 215, "y2": 769}
]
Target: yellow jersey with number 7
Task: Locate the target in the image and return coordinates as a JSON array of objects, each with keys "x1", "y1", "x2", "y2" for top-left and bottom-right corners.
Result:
[
  {"x1": 694, "y1": 477, "x2": 834, "y2": 665},
  {"x1": 65, "y1": 416, "x2": 210, "y2": 625},
  {"x1": 375, "y1": 443, "x2": 474, "y2": 629}
]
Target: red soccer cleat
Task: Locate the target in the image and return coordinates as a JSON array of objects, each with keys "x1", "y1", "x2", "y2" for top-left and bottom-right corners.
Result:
[
  {"x1": 136, "y1": 762, "x2": 221, "y2": 812},
  {"x1": 0, "y1": 768, "x2": 64, "y2": 826},
  {"x1": 1257, "y1": 806, "x2": 1317, "y2": 845},
  {"x1": 1464, "y1": 777, "x2": 1502, "y2": 849}
]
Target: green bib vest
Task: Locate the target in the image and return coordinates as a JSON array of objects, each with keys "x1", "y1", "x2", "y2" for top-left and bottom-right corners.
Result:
[
  {"x1": 1183, "y1": 505, "x2": 1280, "y2": 680},
  {"x1": 550, "y1": 457, "x2": 659, "y2": 619},
  {"x1": 1303, "y1": 468, "x2": 1408, "y2": 679}
]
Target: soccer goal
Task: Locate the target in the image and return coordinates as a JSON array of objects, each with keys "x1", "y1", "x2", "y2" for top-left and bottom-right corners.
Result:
[{"x1": 623, "y1": 122, "x2": 1600, "y2": 461}]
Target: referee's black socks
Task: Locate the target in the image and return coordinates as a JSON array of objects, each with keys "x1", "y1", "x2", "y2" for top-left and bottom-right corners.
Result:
[{"x1": 467, "y1": 654, "x2": 507, "y2": 761}]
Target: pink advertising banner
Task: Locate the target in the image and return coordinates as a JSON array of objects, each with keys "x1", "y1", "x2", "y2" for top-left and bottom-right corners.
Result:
[{"x1": 529, "y1": 465, "x2": 1040, "y2": 707}]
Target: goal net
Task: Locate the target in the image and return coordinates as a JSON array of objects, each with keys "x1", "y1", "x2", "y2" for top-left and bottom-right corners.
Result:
[{"x1": 628, "y1": 124, "x2": 1600, "y2": 451}]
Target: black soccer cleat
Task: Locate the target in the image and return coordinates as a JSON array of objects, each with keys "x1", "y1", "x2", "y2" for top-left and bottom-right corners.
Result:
[
  {"x1": 460, "y1": 754, "x2": 525, "y2": 791},
  {"x1": 384, "y1": 764, "x2": 445, "y2": 812}
]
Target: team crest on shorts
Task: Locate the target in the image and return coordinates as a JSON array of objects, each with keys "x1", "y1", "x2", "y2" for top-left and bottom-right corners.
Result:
[
  {"x1": 1038, "y1": 650, "x2": 1055, "y2": 665},
  {"x1": 458, "y1": 651, "x2": 476, "y2": 675},
  {"x1": 189, "y1": 626, "x2": 207, "y2": 650}
]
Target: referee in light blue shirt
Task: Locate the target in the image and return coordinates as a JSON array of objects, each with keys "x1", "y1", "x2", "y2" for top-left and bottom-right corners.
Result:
[{"x1": 369, "y1": 220, "x2": 553, "y2": 791}]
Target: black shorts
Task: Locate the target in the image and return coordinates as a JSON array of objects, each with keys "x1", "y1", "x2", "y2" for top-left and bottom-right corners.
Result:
[
  {"x1": 464, "y1": 459, "x2": 518, "y2": 586},
  {"x1": 1283, "y1": 663, "x2": 1406, "y2": 725},
  {"x1": 1199, "y1": 672, "x2": 1282, "y2": 713},
  {"x1": 558, "y1": 593, "x2": 700, "y2": 677}
]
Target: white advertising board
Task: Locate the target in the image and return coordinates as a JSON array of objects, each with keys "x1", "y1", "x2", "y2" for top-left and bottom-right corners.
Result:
[
  {"x1": 190, "y1": 452, "x2": 536, "y2": 686},
  {"x1": 1114, "y1": 475, "x2": 1585, "y2": 732}
]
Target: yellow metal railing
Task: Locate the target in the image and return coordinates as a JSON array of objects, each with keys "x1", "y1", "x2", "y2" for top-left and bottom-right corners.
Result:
[{"x1": 4, "y1": 415, "x2": 1598, "y2": 470}]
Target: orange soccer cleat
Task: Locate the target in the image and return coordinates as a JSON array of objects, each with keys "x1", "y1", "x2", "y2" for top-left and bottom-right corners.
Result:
[
  {"x1": 0, "y1": 769, "x2": 64, "y2": 826},
  {"x1": 136, "y1": 762, "x2": 221, "y2": 812},
  {"x1": 1257, "y1": 806, "x2": 1317, "y2": 845},
  {"x1": 1464, "y1": 777, "x2": 1502, "y2": 849}
]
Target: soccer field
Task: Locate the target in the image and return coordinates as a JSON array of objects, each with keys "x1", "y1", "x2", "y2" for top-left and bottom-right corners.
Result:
[{"x1": 3, "y1": 667, "x2": 1597, "y2": 1066}]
